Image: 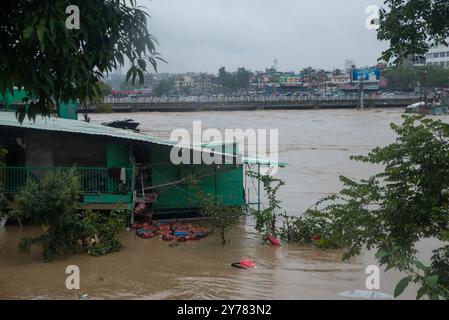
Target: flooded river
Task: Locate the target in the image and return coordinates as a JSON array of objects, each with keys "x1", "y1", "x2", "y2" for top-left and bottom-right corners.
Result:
[{"x1": 0, "y1": 108, "x2": 441, "y2": 299}]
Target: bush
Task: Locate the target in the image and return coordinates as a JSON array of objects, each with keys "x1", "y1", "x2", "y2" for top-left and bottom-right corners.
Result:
[
  {"x1": 14, "y1": 168, "x2": 84, "y2": 261},
  {"x1": 13, "y1": 168, "x2": 128, "y2": 261},
  {"x1": 200, "y1": 194, "x2": 244, "y2": 246},
  {"x1": 246, "y1": 171, "x2": 285, "y2": 237},
  {"x1": 295, "y1": 116, "x2": 449, "y2": 299},
  {"x1": 83, "y1": 209, "x2": 128, "y2": 256}
]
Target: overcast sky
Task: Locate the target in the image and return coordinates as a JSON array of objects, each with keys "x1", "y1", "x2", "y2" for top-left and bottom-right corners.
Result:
[{"x1": 137, "y1": 0, "x2": 388, "y2": 73}]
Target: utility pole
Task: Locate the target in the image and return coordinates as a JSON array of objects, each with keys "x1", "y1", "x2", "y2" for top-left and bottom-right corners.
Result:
[
  {"x1": 423, "y1": 68, "x2": 428, "y2": 109},
  {"x1": 359, "y1": 76, "x2": 364, "y2": 109}
]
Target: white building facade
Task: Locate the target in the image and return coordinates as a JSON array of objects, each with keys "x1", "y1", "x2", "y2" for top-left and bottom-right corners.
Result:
[{"x1": 426, "y1": 44, "x2": 449, "y2": 68}]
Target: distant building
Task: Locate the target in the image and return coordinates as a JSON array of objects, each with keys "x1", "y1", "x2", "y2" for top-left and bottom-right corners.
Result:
[
  {"x1": 175, "y1": 75, "x2": 194, "y2": 91},
  {"x1": 426, "y1": 44, "x2": 449, "y2": 68},
  {"x1": 196, "y1": 73, "x2": 213, "y2": 94},
  {"x1": 329, "y1": 74, "x2": 351, "y2": 86},
  {"x1": 345, "y1": 59, "x2": 356, "y2": 73}
]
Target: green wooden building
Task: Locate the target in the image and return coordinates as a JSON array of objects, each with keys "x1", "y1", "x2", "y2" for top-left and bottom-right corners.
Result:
[
  {"x1": 0, "y1": 111, "x2": 248, "y2": 216},
  {"x1": 1, "y1": 89, "x2": 286, "y2": 218}
]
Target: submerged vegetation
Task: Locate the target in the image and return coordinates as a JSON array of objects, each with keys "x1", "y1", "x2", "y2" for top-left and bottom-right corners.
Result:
[
  {"x1": 9, "y1": 169, "x2": 127, "y2": 262},
  {"x1": 252, "y1": 115, "x2": 449, "y2": 299},
  {"x1": 200, "y1": 195, "x2": 244, "y2": 246},
  {"x1": 83, "y1": 209, "x2": 128, "y2": 257},
  {"x1": 192, "y1": 176, "x2": 244, "y2": 246},
  {"x1": 247, "y1": 171, "x2": 285, "y2": 238}
]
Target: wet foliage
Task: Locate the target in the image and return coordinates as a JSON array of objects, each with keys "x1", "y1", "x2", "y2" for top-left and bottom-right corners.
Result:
[
  {"x1": 12, "y1": 169, "x2": 127, "y2": 261},
  {"x1": 295, "y1": 116, "x2": 449, "y2": 299},
  {"x1": 246, "y1": 171, "x2": 285, "y2": 238},
  {"x1": 14, "y1": 168, "x2": 84, "y2": 261},
  {"x1": 83, "y1": 209, "x2": 128, "y2": 257},
  {"x1": 198, "y1": 192, "x2": 244, "y2": 246},
  {"x1": 253, "y1": 116, "x2": 449, "y2": 298}
]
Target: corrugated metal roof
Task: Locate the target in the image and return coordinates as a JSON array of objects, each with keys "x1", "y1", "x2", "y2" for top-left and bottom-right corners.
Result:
[
  {"x1": 0, "y1": 111, "x2": 287, "y2": 167},
  {"x1": 0, "y1": 111, "x2": 180, "y2": 148}
]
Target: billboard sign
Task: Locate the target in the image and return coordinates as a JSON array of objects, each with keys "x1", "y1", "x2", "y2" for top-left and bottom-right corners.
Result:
[
  {"x1": 352, "y1": 68, "x2": 380, "y2": 82},
  {"x1": 279, "y1": 76, "x2": 303, "y2": 86}
]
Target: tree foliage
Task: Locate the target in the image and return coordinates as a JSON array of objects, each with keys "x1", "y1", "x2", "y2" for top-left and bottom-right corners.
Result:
[
  {"x1": 247, "y1": 171, "x2": 285, "y2": 237},
  {"x1": 291, "y1": 115, "x2": 449, "y2": 299},
  {"x1": 152, "y1": 80, "x2": 175, "y2": 97},
  {"x1": 378, "y1": 0, "x2": 449, "y2": 63},
  {"x1": 14, "y1": 168, "x2": 84, "y2": 261},
  {"x1": 200, "y1": 194, "x2": 244, "y2": 246},
  {"x1": 0, "y1": 0, "x2": 163, "y2": 121},
  {"x1": 383, "y1": 64, "x2": 449, "y2": 91},
  {"x1": 12, "y1": 169, "x2": 127, "y2": 261},
  {"x1": 190, "y1": 175, "x2": 244, "y2": 246},
  {"x1": 217, "y1": 67, "x2": 251, "y2": 93},
  {"x1": 83, "y1": 209, "x2": 127, "y2": 256}
]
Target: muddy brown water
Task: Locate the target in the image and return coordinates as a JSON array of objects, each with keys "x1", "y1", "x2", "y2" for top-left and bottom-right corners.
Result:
[{"x1": 0, "y1": 108, "x2": 443, "y2": 299}]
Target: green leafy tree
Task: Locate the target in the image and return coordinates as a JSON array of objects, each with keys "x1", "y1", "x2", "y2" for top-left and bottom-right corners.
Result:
[
  {"x1": 152, "y1": 80, "x2": 175, "y2": 97},
  {"x1": 12, "y1": 169, "x2": 128, "y2": 261},
  {"x1": 382, "y1": 64, "x2": 417, "y2": 91},
  {"x1": 99, "y1": 82, "x2": 112, "y2": 97},
  {"x1": 299, "y1": 116, "x2": 449, "y2": 299},
  {"x1": 217, "y1": 67, "x2": 251, "y2": 93},
  {"x1": 427, "y1": 66, "x2": 449, "y2": 88},
  {"x1": 14, "y1": 169, "x2": 84, "y2": 261},
  {"x1": 378, "y1": 0, "x2": 449, "y2": 63},
  {"x1": 235, "y1": 67, "x2": 251, "y2": 90},
  {"x1": 0, "y1": 0, "x2": 163, "y2": 121}
]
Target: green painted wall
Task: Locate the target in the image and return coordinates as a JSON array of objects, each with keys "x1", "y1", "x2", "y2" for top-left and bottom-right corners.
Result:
[
  {"x1": 107, "y1": 142, "x2": 131, "y2": 168},
  {"x1": 57, "y1": 100, "x2": 78, "y2": 120},
  {"x1": 1, "y1": 89, "x2": 78, "y2": 119},
  {"x1": 0, "y1": 89, "x2": 28, "y2": 110},
  {"x1": 150, "y1": 145, "x2": 244, "y2": 210}
]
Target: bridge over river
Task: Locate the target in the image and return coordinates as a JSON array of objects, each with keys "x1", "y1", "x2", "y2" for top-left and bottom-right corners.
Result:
[{"x1": 91, "y1": 95, "x2": 421, "y2": 113}]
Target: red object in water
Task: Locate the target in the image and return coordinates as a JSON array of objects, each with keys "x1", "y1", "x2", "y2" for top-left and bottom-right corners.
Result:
[
  {"x1": 266, "y1": 235, "x2": 281, "y2": 246},
  {"x1": 239, "y1": 259, "x2": 256, "y2": 269},
  {"x1": 311, "y1": 234, "x2": 321, "y2": 241}
]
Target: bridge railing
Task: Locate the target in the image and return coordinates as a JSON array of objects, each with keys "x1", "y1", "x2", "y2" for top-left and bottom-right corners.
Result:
[{"x1": 104, "y1": 94, "x2": 421, "y2": 105}]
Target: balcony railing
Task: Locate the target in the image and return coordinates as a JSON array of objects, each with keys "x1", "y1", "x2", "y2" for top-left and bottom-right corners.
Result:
[{"x1": 0, "y1": 166, "x2": 133, "y2": 195}]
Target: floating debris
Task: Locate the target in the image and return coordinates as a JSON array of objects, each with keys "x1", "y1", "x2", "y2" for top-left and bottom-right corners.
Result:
[
  {"x1": 231, "y1": 259, "x2": 256, "y2": 270},
  {"x1": 265, "y1": 235, "x2": 281, "y2": 246},
  {"x1": 132, "y1": 222, "x2": 209, "y2": 243}
]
